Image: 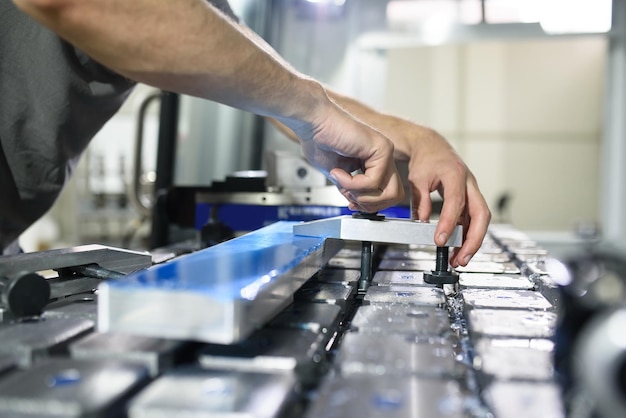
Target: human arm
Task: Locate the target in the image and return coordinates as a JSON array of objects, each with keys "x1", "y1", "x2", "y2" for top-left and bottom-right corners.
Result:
[{"x1": 12, "y1": 0, "x2": 404, "y2": 212}]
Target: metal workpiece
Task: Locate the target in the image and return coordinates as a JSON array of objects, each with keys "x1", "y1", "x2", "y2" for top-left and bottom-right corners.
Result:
[
  {"x1": 294, "y1": 282, "x2": 355, "y2": 312},
  {"x1": 483, "y1": 381, "x2": 565, "y2": 418},
  {"x1": 461, "y1": 289, "x2": 553, "y2": 311},
  {"x1": 0, "y1": 358, "x2": 150, "y2": 418},
  {"x1": 269, "y1": 303, "x2": 342, "y2": 335},
  {"x1": 467, "y1": 309, "x2": 557, "y2": 339},
  {"x1": 99, "y1": 222, "x2": 342, "y2": 344},
  {"x1": 372, "y1": 270, "x2": 426, "y2": 286},
  {"x1": 69, "y1": 332, "x2": 186, "y2": 377},
  {"x1": 315, "y1": 268, "x2": 360, "y2": 285},
  {"x1": 384, "y1": 248, "x2": 511, "y2": 263},
  {"x1": 378, "y1": 259, "x2": 436, "y2": 271},
  {"x1": 349, "y1": 305, "x2": 450, "y2": 336},
  {"x1": 43, "y1": 298, "x2": 98, "y2": 321},
  {"x1": 336, "y1": 333, "x2": 462, "y2": 378},
  {"x1": 128, "y1": 367, "x2": 297, "y2": 418},
  {"x1": 363, "y1": 285, "x2": 446, "y2": 307},
  {"x1": 326, "y1": 257, "x2": 363, "y2": 270},
  {"x1": 458, "y1": 273, "x2": 535, "y2": 290},
  {"x1": 0, "y1": 244, "x2": 151, "y2": 277},
  {"x1": 197, "y1": 328, "x2": 331, "y2": 382},
  {"x1": 454, "y1": 261, "x2": 520, "y2": 274},
  {"x1": 0, "y1": 317, "x2": 94, "y2": 366},
  {"x1": 293, "y1": 216, "x2": 463, "y2": 247},
  {"x1": 473, "y1": 338, "x2": 555, "y2": 381},
  {"x1": 305, "y1": 374, "x2": 466, "y2": 418}
]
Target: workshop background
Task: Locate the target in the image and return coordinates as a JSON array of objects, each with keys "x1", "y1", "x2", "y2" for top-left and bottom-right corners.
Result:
[{"x1": 21, "y1": 0, "x2": 617, "y2": 255}]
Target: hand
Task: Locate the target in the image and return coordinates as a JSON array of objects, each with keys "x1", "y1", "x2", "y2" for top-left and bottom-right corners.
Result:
[
  {"x1": 295, "y1": 104, "x2": 405, "y2": 213},
  {"x1": 406, "y1": 128, "x2": 491, "y2": 267}
]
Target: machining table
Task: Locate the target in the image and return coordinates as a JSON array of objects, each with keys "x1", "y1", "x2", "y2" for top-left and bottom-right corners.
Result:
[{"x1": 0, "y1": 222, "x2": 563, "y2": 417}]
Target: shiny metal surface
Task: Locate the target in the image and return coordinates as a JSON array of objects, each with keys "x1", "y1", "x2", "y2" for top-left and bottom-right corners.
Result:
[
  {"x1": 468, "y1": 309, "x2": 557, "y2": 338},
  {"x1": 349, "y1": 305, "x2": 450, "y2": 336},
  {"x1": 474, "y1": 338, "x2": 554, "y2": 381},
  {"x1": 364, "y1": 285, "x2": 446, "y2": 307},
  {"x1": 0, "y1": 244, "x2": 151, "y2": 277},
  {"x1": 326, "y1": 257, "x2": 362, "y2": 270},
  {"x1": 197, "y1": 328, "x2": 329, "y2": 381},
  {"x1": 128, "y1": 367, "x2": 296, "y2": 418},
  {"x1": 0, "y1": 318, "x2": 94, "y2": 366},
  {"x1": 306, "y1": 374, "x2": 466, "y2": 418},
  {"x1": 294, "y1": 282, "x2": 355, "y2": 312},
  {"x1": 43, "y1": 299, "x2": 98, "y2": 321},
  {"x1": 462, "y1": 289, "x2": 553, "y2": 310},
  {"x1": 384, "y1": 248, "x2": 510, "y2": 263},
  {"x1": 316, "y1": 269, "x2": 360, "y2": 285},
  {"x1": 372, "y1": 271, "x2": 426, "y2": 286},
  {"x1": 293, "y1": 216, "x2": 463, "y2": 247},
  {"x1": 100, "y1": 222, "x2": 342, "y2": 344},
  {"x1": 378, "y1": 259, "x2": 435, "y2": 272},
  {"x1": 458, "y1": 273, "x2": 535, "y2": 289},
  {"x1": 269, "y1": 303, "x2": 342, "y2": 335},
  {"x1": 69, "y1": 332, "x2": 185, "y2": 377},
  {"x1": 483, "y1": 381, "x2": 565, "y2": 418},
  {"x1": 336, "y1": 333, "x2": 462, "y2": 378},
  {"x1": 0, "y1": 359, "x2": 149, "y2": 418}
]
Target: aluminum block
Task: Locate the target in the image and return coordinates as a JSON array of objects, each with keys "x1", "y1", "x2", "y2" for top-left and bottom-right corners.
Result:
[
  {"x1": 384, "y1": 249, "x2": 510, "y2": 263},
  {"x1": 455, "y1": 261, "x2": 520, "y2": 274},
  {"x1": 305, "y1": 374, "x2": 466, "y2": 418},
  {"x1": 294, "y1": 282, "x2": 355, "y2": 312},
  {"x1": 69, "y1": 332, "x2": 186, "y2": 377},
  {"x1": 468, "y1": 309, "x2": 557, "y2": 338},
  {"x1": 99, "y1": 222, "x2": 341, "y2": 344},
  {"x1": 43, "y1": 299, "x2": 98, "y2": 321},
  {"x1": 269, "y1": 303, "x2": 342, "y2": 335},
  {"x1": 372, "y1": 271, "x2": 426, "y2": 286},
  {"x1": 293, "y1": 216, "x2": 463, "y2": 247},
  {"x1": 0, "y1": 358, "x2": 149, "y2": 418},
  {"x1": 349, "y1": 305, "x2": 450, "y2": 336},
  {"x1": 336, "y1": 333, "x2": 462, "y2": 378},
  {"x1": 364, "y1": 285, "x2": 446, "y2": 307},
  {"x1": 474, "y1": 338, "x2": 554, "y2": 381},
  {"x1": 197, "y1": 328, "x2": 330, "y2": 382},
  {"x1": 315, "y1": 269, "x2": 360, "y2": 285},
  {"x1": 378, "y1": 259, "x2": 435, "y2": 272},
  {"x1": 458, "y1": 273, "x2": 534, "y2": 290},
  {"x1": 483, "y1": 382, "x2": 565, "y2": 418},
  {"x1": 128, "y1": 367, "x2": 296, "y2": 418},
  {"x1": 326, "y1": 257, "x2": 362, "y2": 270},
  {"x1": 0, "y1": 317, "x2": 94, "y2": 366},
  {"x1": 462, "y1": 289, "x2": 553, "y2": 310}
]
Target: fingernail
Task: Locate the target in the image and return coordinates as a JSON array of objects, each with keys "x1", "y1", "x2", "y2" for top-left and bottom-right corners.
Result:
[
  {"x1": 462, "y1": 255, "x2": 471, "y2": 266},
  {"x1": 437, "y1": 232, "x2": 448, "y2": 245}
]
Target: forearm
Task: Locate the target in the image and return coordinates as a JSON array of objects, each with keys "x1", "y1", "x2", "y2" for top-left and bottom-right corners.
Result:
[{"x1": 12, "y1": 0, "x2": 325, "y2": 126}]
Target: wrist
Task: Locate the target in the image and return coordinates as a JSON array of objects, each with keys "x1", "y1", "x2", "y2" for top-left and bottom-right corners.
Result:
[{"x1": 276, "y1": 78, "x2": 331, "y2": 139}]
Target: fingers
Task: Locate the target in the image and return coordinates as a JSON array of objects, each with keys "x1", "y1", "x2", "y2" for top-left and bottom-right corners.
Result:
[
  {"x1": 410, "y1": 186, "x2": 432, "y2": 222},
  {"x1": 450, "y1": 178, "x2": 491, "y2": 267},
  {"x1": 434, "y1": 175, "x2": 466, "y2": 248},
  {"x1": 331, "y1": 166, "x2": 405, "y2": 213}
]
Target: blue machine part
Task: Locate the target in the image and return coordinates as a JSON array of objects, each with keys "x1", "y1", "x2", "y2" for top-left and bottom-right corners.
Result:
[
  {"x1": 195, "y1": 203, "x2": 411, "y2": 231},
  {"x1": 99, "y1": 222, "x2": 342, "y2": 343}
]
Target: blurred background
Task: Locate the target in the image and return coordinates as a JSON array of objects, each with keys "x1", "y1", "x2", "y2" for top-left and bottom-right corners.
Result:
[{"x1": 21, "y1": 0, "x2": 622, "y2": 257}]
